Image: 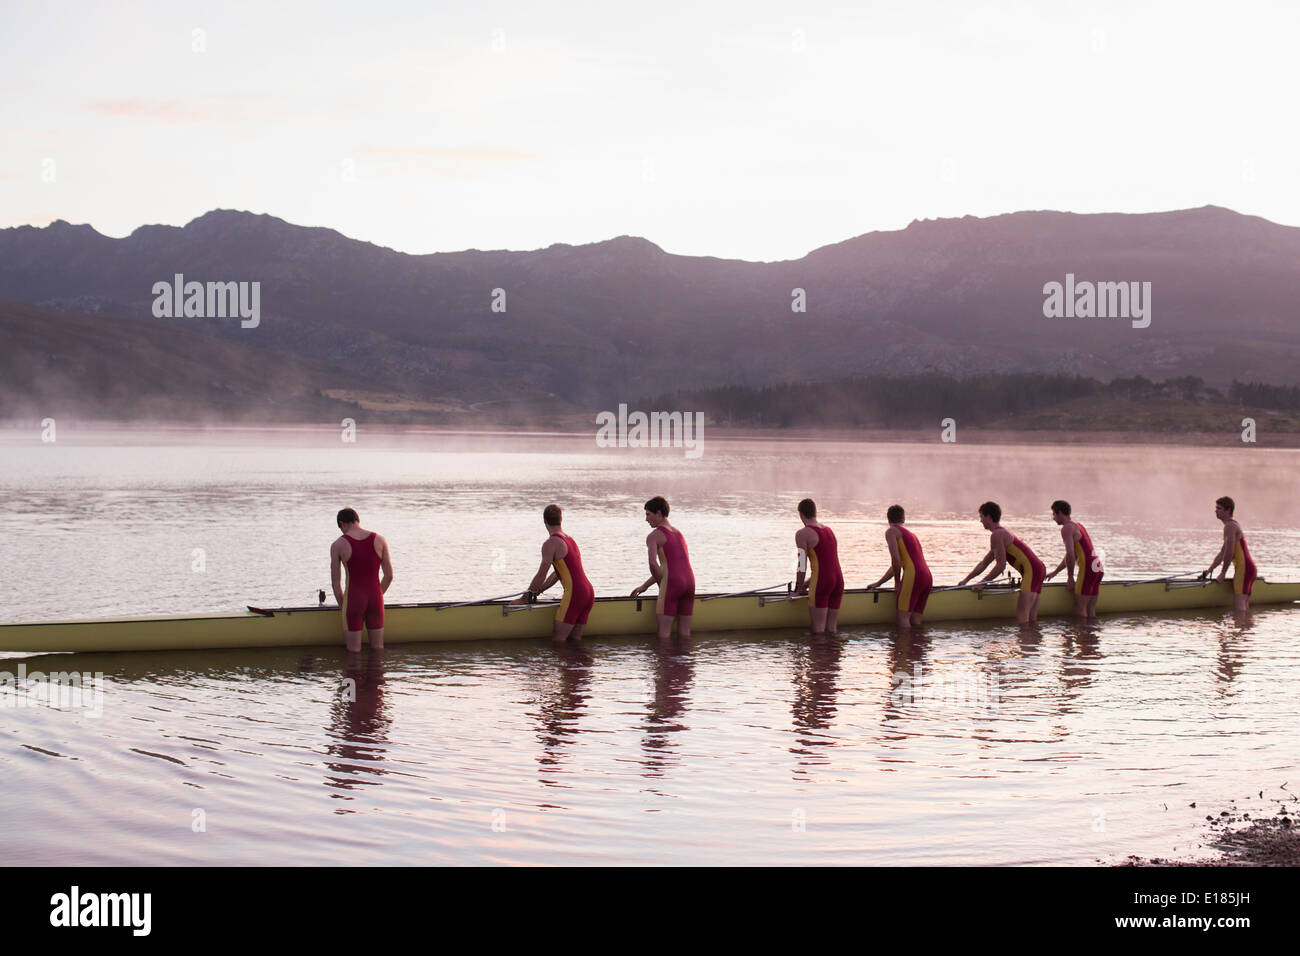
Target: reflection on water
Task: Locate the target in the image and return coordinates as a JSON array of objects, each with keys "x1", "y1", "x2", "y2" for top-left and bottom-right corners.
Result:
[
  {"x1": 324, "y1": 651, "x2": 390, "y2": 800},
  {"x1": 883, "y1": 627, "x2": 931, "y2": 727},
  {"x1": 1213, "y1": 615, "x2": 1254, "y2": 694},
  {"x1": 533, "y1": 643, "x2": 592, "y2": 782},
  {"x1": 1057, "y1": 621, "x2": 1103, "y2": 709},
  {"x1": 790, "y1": 635, "x2": 842, "y2": 772},
  {"x1": 642, "y1": 637, "x2": 693, "y2": 779},
  {"x1": 2, "y1": 608, "x2": 1298, "y2": 865}
]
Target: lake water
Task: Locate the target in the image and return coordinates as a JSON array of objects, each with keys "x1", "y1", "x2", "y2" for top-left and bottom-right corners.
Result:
[{"x1": 2, "y1": 426, "x2": 1297, "y2": 864}]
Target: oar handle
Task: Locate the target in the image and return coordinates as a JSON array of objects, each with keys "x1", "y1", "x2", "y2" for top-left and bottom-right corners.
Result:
[
  {"x1": 1122, "y1": 571, "x2": 1199, "y2": 587},
  {"x1": 702, "y1": 582, "x2": 791, "y2": 602},
  {"x1": 935, "y1": 574, "x2": 1018, "y2": 593},
  {"x1": 439, "y1": 591, "x2": 528, "y2": 610}
]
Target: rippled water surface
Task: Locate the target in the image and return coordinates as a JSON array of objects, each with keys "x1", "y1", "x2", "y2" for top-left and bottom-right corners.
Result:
[{"x1": 2, "y1": 427, "x2": 1298, "y2": 864}]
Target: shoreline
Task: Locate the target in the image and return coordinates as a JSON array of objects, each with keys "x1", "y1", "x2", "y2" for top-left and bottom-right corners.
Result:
[
  {"x1": 1120, "y1": 796, "x2": 1299, "y2": 867},
  {"x1": 4, "y1": 419, "x2": 1300, "y2": 448}
]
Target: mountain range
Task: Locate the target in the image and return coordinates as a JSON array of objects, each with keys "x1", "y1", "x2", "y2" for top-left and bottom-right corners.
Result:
[{"x1": 1, "y1": 205, "x2": 1297, "y2": 420}]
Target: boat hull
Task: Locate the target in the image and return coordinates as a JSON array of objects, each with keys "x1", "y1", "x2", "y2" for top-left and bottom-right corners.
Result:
[{"x1": 2, "y1": 579, "x2": 1297, "y2": 654}]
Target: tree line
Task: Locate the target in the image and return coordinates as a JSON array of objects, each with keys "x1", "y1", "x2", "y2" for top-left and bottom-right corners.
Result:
[{"x1": 640, "y1": 374, "x2": 1300, "y2": 428}]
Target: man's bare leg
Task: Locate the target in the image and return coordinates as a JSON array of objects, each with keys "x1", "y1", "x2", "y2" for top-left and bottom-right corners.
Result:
[{"x1": 1016, "y1": 592, "x2": 1034, "y2": 624}]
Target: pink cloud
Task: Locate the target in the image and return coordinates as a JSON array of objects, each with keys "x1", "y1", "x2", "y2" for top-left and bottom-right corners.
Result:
[
  {"x1": 88, "y1": 94, "x2": 272, "y2": 125},
  {"x1": 359, "y1": 146, "x2": 535, "y2": 162}
]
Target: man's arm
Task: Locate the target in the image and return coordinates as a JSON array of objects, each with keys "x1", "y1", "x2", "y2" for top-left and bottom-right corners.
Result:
[
  {"x1": 794, "y1": 527, "x2": 813, "y2": 594},
  {"x1": 1206, "y1": 526, "x2": 1230, "y2": 577},
  {"x1": 1215, "y1": 524, "x2": 1240, "y2": 581},
  {"x1": 377, "y1": 535, "x2": 394, "y2": 595},
  {"x1": 958, "y1": 551, "x2": 995, "y2": 587},
  {"x1": 980, "y1": 534, "x2": 1009, "y2": 586},
  {"x1": 961, "y1": 534, "x2": 1005, "y2": 588},
  {"x1": 632, "y1": 530, "x2": 664, "y2": 596},
  {"x1": 868, "y1": 529, "x2": 902, "y2": 589},
  {"x1": 330, "y1": 541, "x2": 345, "y2": 605},
  {"x1": 533, "y1": 540, "x2": 562, "y2": 594},
  {"x1": 514, "y1": 540, "x2": 558, "y2": 603},
  {"x1": 1047, "y1": 525, "x2": 1074, "y2": 580}
]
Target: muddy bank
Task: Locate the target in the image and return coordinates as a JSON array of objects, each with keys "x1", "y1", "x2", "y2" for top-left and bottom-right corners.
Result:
[{"x1": 1121, "y1": 791, "x2": 1299, "y2": 866}]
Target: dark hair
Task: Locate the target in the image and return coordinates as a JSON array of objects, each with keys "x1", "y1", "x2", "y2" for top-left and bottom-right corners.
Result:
[
  {"x1": 797, "y1": 498, "x2": 816, "y2": 518},
  {"x1": 337, "y1": 508, "x2": 359, "y2": 525},
  {"x1": 543, "y1": 504, "x2": 562, "y2": 526},
  {"x1": 1216, "y1": 496, "x2": 1235, "y2": 515},
  {"x1": 979, "y1": 501, "x2": 1001, "y2": 523},
  {"x1": 1051, "y1": 500, "x2": 1071, "y2": 516},
  {"x1": 644, "y1": 496, "x2": 669, "y2": 517},
  {"x1": 887, "y1": 504, "x2": 905, "y2": 524}
]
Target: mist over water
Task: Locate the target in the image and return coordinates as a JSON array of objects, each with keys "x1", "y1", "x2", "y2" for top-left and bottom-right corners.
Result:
[
  {"x1": 2, "y1": 427, "x2": 1297, "y2": 865},
  {"x1": 1, "y1": 427, "x2": 1297, "y2": 620}
]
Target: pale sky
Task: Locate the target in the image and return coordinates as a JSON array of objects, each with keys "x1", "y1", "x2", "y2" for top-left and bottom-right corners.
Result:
[{"x1": 2, "y1": 0, "x2": 1296, "y2": 261}]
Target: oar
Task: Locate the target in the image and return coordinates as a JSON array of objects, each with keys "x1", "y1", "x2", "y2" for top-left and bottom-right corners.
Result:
[
  {"x1": 1121, "y1": 571, "x2": 1199, "y2": 587},
  {"x1": 438, "y1": 591, "x2": 529, "y2": 610},
  {"x1": 932, "y1": 575, "x2": 1020, "y2": 593},
  {"x1": 701, "y1": 582, "x2": 791, "y2": 602},
  {"x1": 503, "y1": 599, "x2": 560, "y2": 615}
]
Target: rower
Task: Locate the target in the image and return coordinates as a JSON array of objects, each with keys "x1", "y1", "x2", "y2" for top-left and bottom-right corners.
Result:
[
  {"x1": 330, "y1": 508, "x2": 394, "y2": 652},
  {"x1": 630, "y1": 496, "x2": 695, "y2": 639},
  {"x1": 1203, "y1": 495, "x2": 1256, "y2": 613},
  {"x1": 793, "y1": 498, "x2": 843, "y2": 634},
  {"x1": 957, "y1": 501, "x2": 1045, "y2": 624},
  {"x1": 867, "y1": 504, "x2": 932, "y2": 628},
  {"x1": 514, "y1": 504, "x2": 595, "y2": 642},
  {"x1": 1044, "y1": 500, "x2": 1102, "y2": 619}
]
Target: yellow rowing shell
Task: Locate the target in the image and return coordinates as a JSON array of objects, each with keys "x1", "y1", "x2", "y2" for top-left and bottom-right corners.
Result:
[{"x1": 1, "y1": 579, "x2": 1296, "y2": 654}]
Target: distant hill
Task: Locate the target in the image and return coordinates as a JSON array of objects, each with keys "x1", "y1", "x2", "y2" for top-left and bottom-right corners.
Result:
[
  {"x1": 1, "y1": 206, "x2": 1298, "y2": 414},
  {"x1": 645, "y1": 372, "x2": 1300, "y2": 435},
  {"x1": 0, "y1": 298, "x2": 358, "y2": 421},
  {"x1": 5, "y1": 297, "x2": 1299, "y2": 435}
]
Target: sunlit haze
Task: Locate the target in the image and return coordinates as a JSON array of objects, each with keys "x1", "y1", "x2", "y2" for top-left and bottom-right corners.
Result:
[{"x1": 3, "y1": 0, "x2": 1298, "y2": 259}]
